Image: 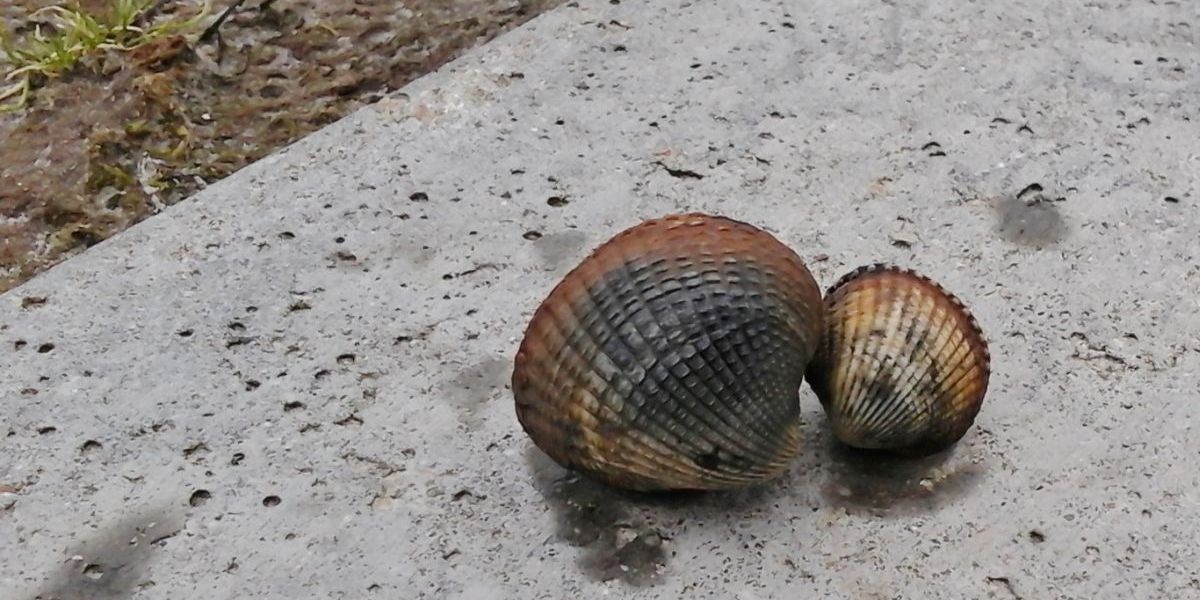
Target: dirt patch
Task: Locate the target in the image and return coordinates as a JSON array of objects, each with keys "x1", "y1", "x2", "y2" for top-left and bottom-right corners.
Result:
[{"x1": 0, "y1": 0, "x2": 563, "y2": 292}]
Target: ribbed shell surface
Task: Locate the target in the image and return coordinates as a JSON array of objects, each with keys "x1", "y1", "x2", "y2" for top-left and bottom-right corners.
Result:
[
  {"x1": 806, "y1": 264, "x2": 991, "y2": 456},
  {"x1": 512, "y1": 213, "x2": 824, "y2": 491}
]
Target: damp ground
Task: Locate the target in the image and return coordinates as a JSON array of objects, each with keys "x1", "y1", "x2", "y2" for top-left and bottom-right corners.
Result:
[{"x1": 0, "y1": 0, "x2": 563, "y2": 293}]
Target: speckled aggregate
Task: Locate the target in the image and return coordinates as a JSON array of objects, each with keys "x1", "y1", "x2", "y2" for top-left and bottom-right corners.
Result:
[{"x1": 2, "y1": 0, "x2": 1199, "y2": 598}]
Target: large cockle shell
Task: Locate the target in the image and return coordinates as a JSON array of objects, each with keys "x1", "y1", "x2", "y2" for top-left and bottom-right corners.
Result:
[
  {"x1": 806, "y1": 264, "x2": 991, "y2": 456},
  {"x1": 512, "y1": 213, "x2": 824, "y2": 491}
]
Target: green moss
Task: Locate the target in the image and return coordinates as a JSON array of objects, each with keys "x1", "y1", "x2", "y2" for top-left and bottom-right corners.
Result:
[{"x1": 0, "y1": 1, "x2": 209, "y2": 112}]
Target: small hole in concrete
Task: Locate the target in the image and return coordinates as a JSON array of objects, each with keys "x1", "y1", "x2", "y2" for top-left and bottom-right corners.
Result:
[
  {"x1": 36, "y1": 343, "x2": 55, "y2": 354},
  {"x1": 189, "y1": 489, "x2": 212, "y2": 507},
  {"x1": 83, "y1": 564, "x2": 104, "y2": 580},
  {"x1": 335, "y1": 413, "x2": 364, "y2": 426},
  {"x1": 231, "y1": 452, "x2": 245, "y2": 466},
  {"x1": 263, "y1": 495, "x2": 282, "y2": 507},
  {"x1": 184, "y1": 442, "x2": 209, "y2": 458},
  {"x1": 1017, "y1": 182, "x2": 1044, "y2": 199},
  {"x1": 81, "y1": 440, "x2": 103, "y2": 453},
  {"x1": 226, "y1": 337, "x2": 251, "y2": 349},
  {"x1": 337, "y1": 353, "x2": 356, "y2": 365},
  {"x1": 177, "y1": 329, "x2": 194, "y2": 338},
  {"x1": 288, "y1": 300, "x2": 312, "y2": 312},
  {"x1": 523, "y1": 230, "x2": 543, "y2": 241}
]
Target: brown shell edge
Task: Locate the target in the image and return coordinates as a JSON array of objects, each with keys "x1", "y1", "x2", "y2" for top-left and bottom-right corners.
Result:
[{"x1": 824, "y1": 262, "x2": 992, "y2": 388}]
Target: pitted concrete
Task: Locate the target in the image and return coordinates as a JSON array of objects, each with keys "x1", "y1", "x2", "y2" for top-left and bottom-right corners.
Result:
[{"x1": 3, "y1": 1, "x2": 1199, "y2": 598}]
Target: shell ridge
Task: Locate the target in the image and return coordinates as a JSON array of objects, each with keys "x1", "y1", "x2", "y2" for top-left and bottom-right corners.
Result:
[
  {"x1": 837, "y1": 283, "x2": 882, "y2": 440},
  {"x1": 564, "y1": 332, "x2": 735, "y2": 488},
  {"x1": 868, "y1": 299, "x2": 970, "y2": 447},
  {"x1": 726, "y1": 307, "x2": 808, "y2": 439},
  {"x1": 554, "y1": 278, "x2": 731, "y2": 486},
  {"x1": 899, "y1": 320, "x2": 985, "y2": 443},
  {"x1": 715, "y1": 293, "x2": 802, "y2": 438},
  {"x1": 687, "y1": 234, "x2": 816, "y2": 464},
  {"x1": 825, "y1": 263, "x2": 990, "y2": 365},
  {"x1": 578, "y1": 269, "x2": 751, "y2": 469},
  {"x1": 864, "y1": 290, "x2": 956, "y2": 447},
  {"x1": 603, "y1": 250, "x2": 795, "y2": 472},
  {"x1": 681, "y1": 274, "x2": 797, "y2": 466},
  {"x1": 853, "y1": 284, "x2": 919, "y2": 441}
]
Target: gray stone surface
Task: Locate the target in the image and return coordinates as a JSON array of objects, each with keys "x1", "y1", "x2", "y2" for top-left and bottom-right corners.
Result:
[{"x1": 3, "y1": 0, "x2": 1200, "y2": 597}]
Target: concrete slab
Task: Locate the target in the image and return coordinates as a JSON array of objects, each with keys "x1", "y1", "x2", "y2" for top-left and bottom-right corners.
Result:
[{"x1": 3, "y1": 0, "x2": 1199, "y2": 597}]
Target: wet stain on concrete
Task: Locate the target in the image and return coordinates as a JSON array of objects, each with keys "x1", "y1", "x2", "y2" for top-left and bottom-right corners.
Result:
[
  {"x1": 533, "y1": 230, "x2": 591, "y2": 272},
  {"x1": 525, "y1": 446, "x2": 668, "y2": 586},
  {"x1": 821, "y1": 439, "x2": 987, "y2": 517},
  {"x1": 994, "y1": 191, "x2": 1068, "y2": 246},
  {"x1": 445, "y1": 357, "x2": 510, "y2": 427},
  {"x1": 32, "y1": 509, "x2": 182, "y2": 600}
]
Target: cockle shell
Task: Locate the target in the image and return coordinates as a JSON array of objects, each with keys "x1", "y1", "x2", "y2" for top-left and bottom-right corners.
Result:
[
  {"x1": 806, "y1": 264, "x2": 991, "y2": 456},
  {"x1": 512, "y1": 213, "x2": 824, "y2": 491}
]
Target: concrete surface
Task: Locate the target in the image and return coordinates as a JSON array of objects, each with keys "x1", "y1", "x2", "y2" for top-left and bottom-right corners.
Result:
[{"x1": 3, "y1": 0, "x2": 1199, "y2": 597}]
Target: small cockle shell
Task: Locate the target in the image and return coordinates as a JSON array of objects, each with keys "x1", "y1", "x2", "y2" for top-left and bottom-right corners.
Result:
[
  {"x1": 806, "y1": 264, "x2": 991, "y2": 456},
  {"x1": 512, "y1": 213, "x2": 824, "y2": 491}
]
